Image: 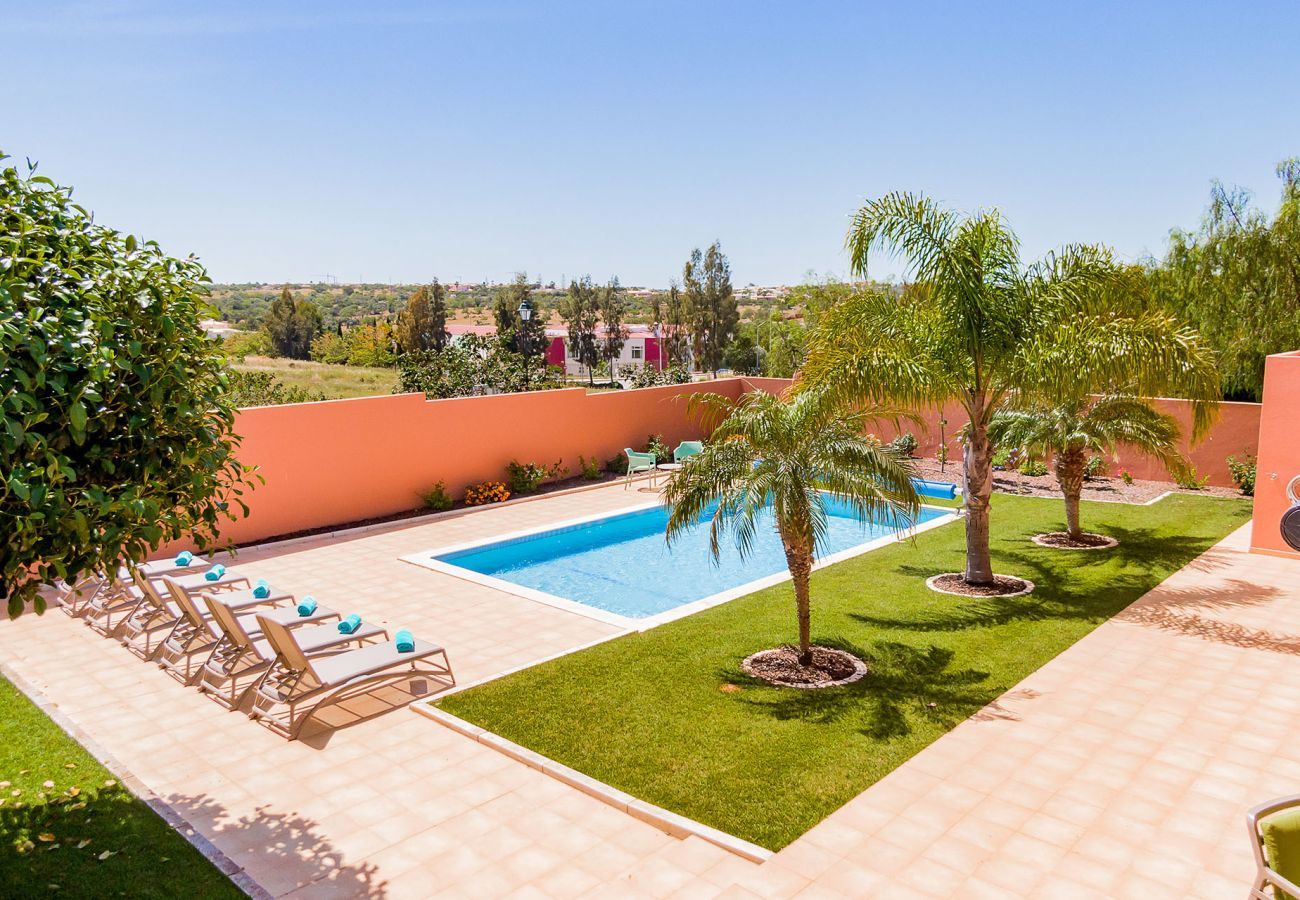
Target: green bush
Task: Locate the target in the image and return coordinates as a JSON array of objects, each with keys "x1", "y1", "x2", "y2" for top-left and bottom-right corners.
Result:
[
  {"x1": 420, "y1": 480, "x2": 454, "y2": 511},
  {"x1": 578, "y1": 455, "x2": 604, "y2": 480},
  {"x1": 1084, "y1": 455, "x2": 1108, "y2": 480},
  {"x1": 226, "y1": 370, "x2": 326, "y2": 406},
  {"x1": 1173, "y1": 465, "x2": 1209, "y2": 491},
  {"x1": 222, "y1": 329, "x2": 275, "y2": 360},
  {"x1": 1120, "y1": 470, "x2": 1134, "y2": 485},
  {"x1": 889, "y1": 432, "x2": 918, "y2": 457},
  {"x1": 1018, "y1": 458, "x2": 1049, "y2": 477},
  {"x1": 1226, "y1": 454, "x2": 1256, "y2": 496},
  {"x1": 643, "y1": 434, "x2": 672, "y2": 464},
  {"x1": 1, "y1": 153, "x2": 256, "y2": 614},
  {"x1": 505, "y1": 459, "x2": 564, "y2": 494}
]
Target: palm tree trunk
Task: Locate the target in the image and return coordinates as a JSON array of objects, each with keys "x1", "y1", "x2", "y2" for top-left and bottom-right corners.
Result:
[
  {"x1": 1055, "y1": 450, "x2": 1086, "y2": 540},
  {"x1": 781, "y1": 535, "x2": 814, "y2": 665},
  {"x1": 962, "y1": 405, "x2": 996, "y2": 585}
]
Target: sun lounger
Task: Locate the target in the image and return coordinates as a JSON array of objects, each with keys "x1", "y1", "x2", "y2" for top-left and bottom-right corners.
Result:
[
  {"x1": 250, "y1": 614, "x2": 454, "y2": 739},
  {"x1": 197, "y1": 596, "x2": 387, "y2": 708},
  {"x1": 1249, "y1": 794, "x2": 1300, "y2": 899},
  {"x1": 58, "y1": 552, "x2": 211, "y2": 617},
  {"x1": 155, "y1": 577, "x2": 336, "y2": 683}
]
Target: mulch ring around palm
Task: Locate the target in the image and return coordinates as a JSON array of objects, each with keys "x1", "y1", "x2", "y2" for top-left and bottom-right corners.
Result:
[
  {"x1": 1031, "y1": 531, "x2": 1119, "y2": 550},
  {"x1": 926, "y1": 573, "x2": 1035, "y2": 598},
  {"x1": 741, "y1": 646, "x2": 868, "y2": 689}
]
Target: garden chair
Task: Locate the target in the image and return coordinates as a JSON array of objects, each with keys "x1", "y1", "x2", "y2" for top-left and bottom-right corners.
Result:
[
  {"x1": 624, "y1": 448, "x2": 657, "y2": 489},
  {"x1": 250, "y1": 614, "x2": 454, "y2": 739},
  {"x1": 198, "y1": 596, "x2": 387, "y2": 708},
  {"x1": 1248, "y1": 794, "x2": 1300, "y2": 899},
  {"x1": 155, "y1": 576, "x2": 335, "y2": 683},
  {"x1": 673, "y1": 440, "x2": 704, "y2": 463}
]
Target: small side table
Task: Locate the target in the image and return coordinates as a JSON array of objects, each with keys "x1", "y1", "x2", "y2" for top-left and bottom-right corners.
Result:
[{"x1": 654, "y1": 462, "x2": 683, "y2": 489}]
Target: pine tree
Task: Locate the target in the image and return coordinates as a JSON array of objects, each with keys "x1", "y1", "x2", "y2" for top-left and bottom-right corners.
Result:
[
  {"x1": 559, "y1": 276, "x2": 601, "y2": 383},
  {"x1": 598, "y1": 277, "x2": 629, "y2": 379}
]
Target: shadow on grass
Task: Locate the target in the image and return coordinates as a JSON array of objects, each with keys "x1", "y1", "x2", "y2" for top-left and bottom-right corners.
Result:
[{"x1": 721, "y1": 639, "x2": 996, "y2": 740}]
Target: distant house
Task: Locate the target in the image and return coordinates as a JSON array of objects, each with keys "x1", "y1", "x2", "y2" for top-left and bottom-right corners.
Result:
[{"x1": 445, "y1": 323, "x2": 672, "y2": 375}]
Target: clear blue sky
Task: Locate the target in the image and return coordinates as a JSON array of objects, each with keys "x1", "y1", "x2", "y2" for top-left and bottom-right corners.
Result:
[{"x1": 8, "y1": 1, "x2": 1298, "y2": 287}]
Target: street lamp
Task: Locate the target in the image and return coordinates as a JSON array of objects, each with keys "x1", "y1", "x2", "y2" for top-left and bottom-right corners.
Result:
[{"x1": 518, "y1": 299, "x2": 533, "y2": 390}]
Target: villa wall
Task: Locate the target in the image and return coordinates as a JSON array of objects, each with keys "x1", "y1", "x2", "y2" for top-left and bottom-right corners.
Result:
[
  {"x1": 215, "y1": 379, "x2": 753, "y2": 545},
  {"x1": 1250, "y1": 351, "x2": 1300, "y2": 559}
]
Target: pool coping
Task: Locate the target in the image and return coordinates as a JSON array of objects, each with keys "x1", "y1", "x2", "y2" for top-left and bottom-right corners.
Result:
[{"x1": 398, "y1": 501, "x2": 960, "y2": 631}]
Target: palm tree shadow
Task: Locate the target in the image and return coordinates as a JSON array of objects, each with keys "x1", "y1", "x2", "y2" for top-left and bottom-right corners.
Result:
[{"x1": 722, "y1": 639, "x2": 995, "y2": 740}]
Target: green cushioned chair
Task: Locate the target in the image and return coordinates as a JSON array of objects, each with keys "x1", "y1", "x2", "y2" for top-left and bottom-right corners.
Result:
[
  {"x1": 1249, "y1": 795, "x2": 1300, "y2": 899},
  {"x1": 673, "y1": 440, "x2": 704, "y2": 463}
]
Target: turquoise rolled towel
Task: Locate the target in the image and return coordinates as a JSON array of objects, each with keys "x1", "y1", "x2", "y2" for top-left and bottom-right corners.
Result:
[
  {"x1": 338, "y1": 614, "x2": 362, "y2": 634},
  {"x1": 253, "y1": 579, "x2": 271, "y2": 599},
  {"x1": 175, "y1": 551, "x2": 193, "y2": 567},
  {"x1": 395, "y1": 629, "x2": 415, "y2": 653},
  {"x1": 204, "y1": 564, "x2": 225, "y2": 582},
  {"x1": 297, "y1": 595, "x2": 317, "y2": 616}
]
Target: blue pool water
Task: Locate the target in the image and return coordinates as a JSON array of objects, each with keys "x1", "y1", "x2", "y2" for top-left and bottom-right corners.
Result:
[{"x1": 434, "y1": 499, "x2": 948, "y2": 620}]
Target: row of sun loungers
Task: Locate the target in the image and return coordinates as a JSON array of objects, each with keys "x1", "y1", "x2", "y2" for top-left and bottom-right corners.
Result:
[{"x1": 58, "y1": 555, "x2": 454, "y2": 740}]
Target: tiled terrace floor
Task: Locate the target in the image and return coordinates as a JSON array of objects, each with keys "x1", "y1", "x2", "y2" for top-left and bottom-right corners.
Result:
[{"x1": 2, "y1": 484, "x2": 1297, "y2": 898}]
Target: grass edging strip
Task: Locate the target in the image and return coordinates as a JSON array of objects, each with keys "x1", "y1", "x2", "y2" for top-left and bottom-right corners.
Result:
[{"x1": 411, "y1": 703, "x2": 772, "y2": 864}]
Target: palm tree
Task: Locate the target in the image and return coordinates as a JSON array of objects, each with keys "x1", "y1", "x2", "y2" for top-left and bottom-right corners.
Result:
[
  {"x1": 989, "y1": 396, "x2": 1183, "y2": 542},
  {"x1": 662, "y1": 390, "x2": 919, "y2": 666},
  {"x1": 798, "y1": 193, "x2": 1220, "y2": 587}
]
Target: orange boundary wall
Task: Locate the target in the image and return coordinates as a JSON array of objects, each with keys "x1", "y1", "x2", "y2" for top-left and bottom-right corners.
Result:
[
  {"x1": 216, "y1": 378, "x2": 787, "y2": 545},
  {"x1": 209, "y1": 376, "x2": 1260, "y2": 547},
  {"x1": 1250, "y1": 351, "x2": 1300, "y2": 559}
]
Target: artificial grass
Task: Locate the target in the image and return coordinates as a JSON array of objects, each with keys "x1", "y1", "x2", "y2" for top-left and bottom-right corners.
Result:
[
  {"x1": 0, "y1": 676, "x2": 242, "y2": 899},
  {"x1": 439, "y1": 492, "x2": 1252, "y2": 851}
]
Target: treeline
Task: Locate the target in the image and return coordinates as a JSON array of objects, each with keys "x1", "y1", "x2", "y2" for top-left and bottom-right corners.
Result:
[{"x1": 1147, "y1": 158, "x2": 1300, "y2": 401}]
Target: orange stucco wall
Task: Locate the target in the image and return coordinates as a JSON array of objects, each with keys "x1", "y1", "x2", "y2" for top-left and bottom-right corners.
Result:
[
  {"x1": 215, "y1": 379, "x2": 751, "y2": 545},
  {"x1": 1251, "y1": 351, "x2": 1300, "y2": 559},
  {"x1": 202, "y1": 375, "x2": 1263, "y2": 548}
]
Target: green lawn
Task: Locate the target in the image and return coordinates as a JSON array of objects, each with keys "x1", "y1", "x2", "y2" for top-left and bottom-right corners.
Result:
[
  {"x1": 0, "y1": 676, "x2": 241, "y2": 899},
  {"x1": 232, "y1": 355, "x2": 398, "y2": 399},
  {"x1": 439, "y1": 492, "x2": 1251, "y2": 851}
]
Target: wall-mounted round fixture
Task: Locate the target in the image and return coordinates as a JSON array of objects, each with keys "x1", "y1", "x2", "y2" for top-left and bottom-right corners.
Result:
[{"x1": 1282, "y1": 475, "x2": 1300, "y2": 552}]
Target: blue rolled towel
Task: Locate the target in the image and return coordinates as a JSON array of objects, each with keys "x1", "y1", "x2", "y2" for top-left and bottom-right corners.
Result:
[
  {"x1": 252, "y1": 579, "x2": 271, "y2": 599},
  {"x1": 174, "y1": 551, "x2": 194, "y2": 567},
  {"x1": 337, "y1": 614, "x2": 362, "y2": 634},
  {"x1": 297, "y1": 595, "x2": 318, "y2": 616},
  {"x1": 395, "y1": 629, "x2": 415, "y2": 653},
  {"x1": 203, "y1": 563, "x2": 226, "y2": 582}
]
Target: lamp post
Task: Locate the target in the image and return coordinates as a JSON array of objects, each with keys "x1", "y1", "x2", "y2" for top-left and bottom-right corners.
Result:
[{"x1": 518, "y1": 298, "x2": 533, "y2": 390}]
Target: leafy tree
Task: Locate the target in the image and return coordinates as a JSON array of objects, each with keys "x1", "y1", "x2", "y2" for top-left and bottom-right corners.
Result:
[
  {"x1": 428, "y1": 278, "x2": 449, "y2": 351},
  {"x1": 990, "y1": 397, "x2": 1186, "y2": 541},
  {"x1": 222, "y1": 329, "x2": 276, "y2": 360},
  {"x1": 758, "y1": 316, "x2": 808, "y2": 379},
  {"x1": 659, "y1": 280, "x2": 692, "y2": 369},
  {"x1": 396, "y1": 334, "x2": 559, "y2": 398},
  {"x1": 683, "y1": 242, "x2": 738, "y2": 376},
  {"x1": 559, "y1": 276, "x2": 600, "y2": 383},
  {"x1": 264, "y1": 287, "x2": 321, "y2": 359},
  {"x1": 309, "y1": 330, "x2": 349, "y2": 364},
  {"x1": 395, "y1": 285, "x2": 433, "y2": 353},
  {"x1": 663, "y1": 391, "x2": 918, "y2": 664},
  {"x1": 799, "y1": 192, "x2": 1217, "y2": 586},
  {"x1": 226, "y1": 371, "x2": 326, "y2": 406},
  {"x1": 1, "y1": 154, "x2": 254, "y2": 614},
  {"x1": 598, "y1": 277, "x2": 629, "y2": 378},
  {"x1": 343, "y1": 319, "x2": 397, "y2": 367},
  {"x1": 723, "y1": 331, "x2": 759, "y2": 374},
  {"x1": 1149, "y1": 159, "x2": 1300, "y2": 400}
]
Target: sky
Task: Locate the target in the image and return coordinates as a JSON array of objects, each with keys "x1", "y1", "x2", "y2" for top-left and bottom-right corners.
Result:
[{"x1": 6, "y1": 0, "x2": 1299, "y2": 287}]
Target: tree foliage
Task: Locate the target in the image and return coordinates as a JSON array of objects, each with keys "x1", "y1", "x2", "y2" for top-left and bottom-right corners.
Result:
[
  {"x1": 226, "y1": 371, "x2": 326, "y2": 406},
  {"x1": 395, "y1": 334, "x2": 559, "y2": 399},
  {"x1": 1149, "y1": 159, "x2": 1300, "y2": 401},
  {"x1": 683, "y1": 242, "x2": 738, "y2": 376},
  {"x1": 0, "y1": 153, "x2": 255, "y2": 614},
  {"x1": 559, "y1": 276, "x2": 600, "y2": 383},
  {"x1": 598, "y1": 277, "x2": 629, "y2": 376},
  {"x1": 663, "y1": 390, "x2": 918, "y2": 664},
  {"x1": 263, "y1": 287, "x2": 322, "y2": 359},
  {"x1": 395, "y1": 283, "x2": 449, "y2": 353},
  {"x1": 799, "y1": 192, "x2": 1217, "y2": 585}
]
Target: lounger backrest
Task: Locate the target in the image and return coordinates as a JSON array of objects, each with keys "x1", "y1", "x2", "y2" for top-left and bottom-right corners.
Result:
[
  {"x1": 161, "y1": 577, "x2": 208, "y2": 630},
  {"x1": 202, "y1": 595, "x2": 257, "y2": 654},
  {"x1": 254, "y1": 613, "x2": 322, "y2": 685},
  {"x1": 129, "y1": 566, "x2": 169, "y2": 612}
]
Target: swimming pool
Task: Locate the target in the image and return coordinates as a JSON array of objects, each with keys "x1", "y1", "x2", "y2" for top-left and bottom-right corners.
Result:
[{"x1": 405, "y1": 497, "x2": 956, "y2": 629}]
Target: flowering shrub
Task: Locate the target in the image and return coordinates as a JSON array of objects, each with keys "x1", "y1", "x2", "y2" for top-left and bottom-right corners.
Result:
[{"x1": 465, "y1": 481, "x2": 510, "y2": 505}]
